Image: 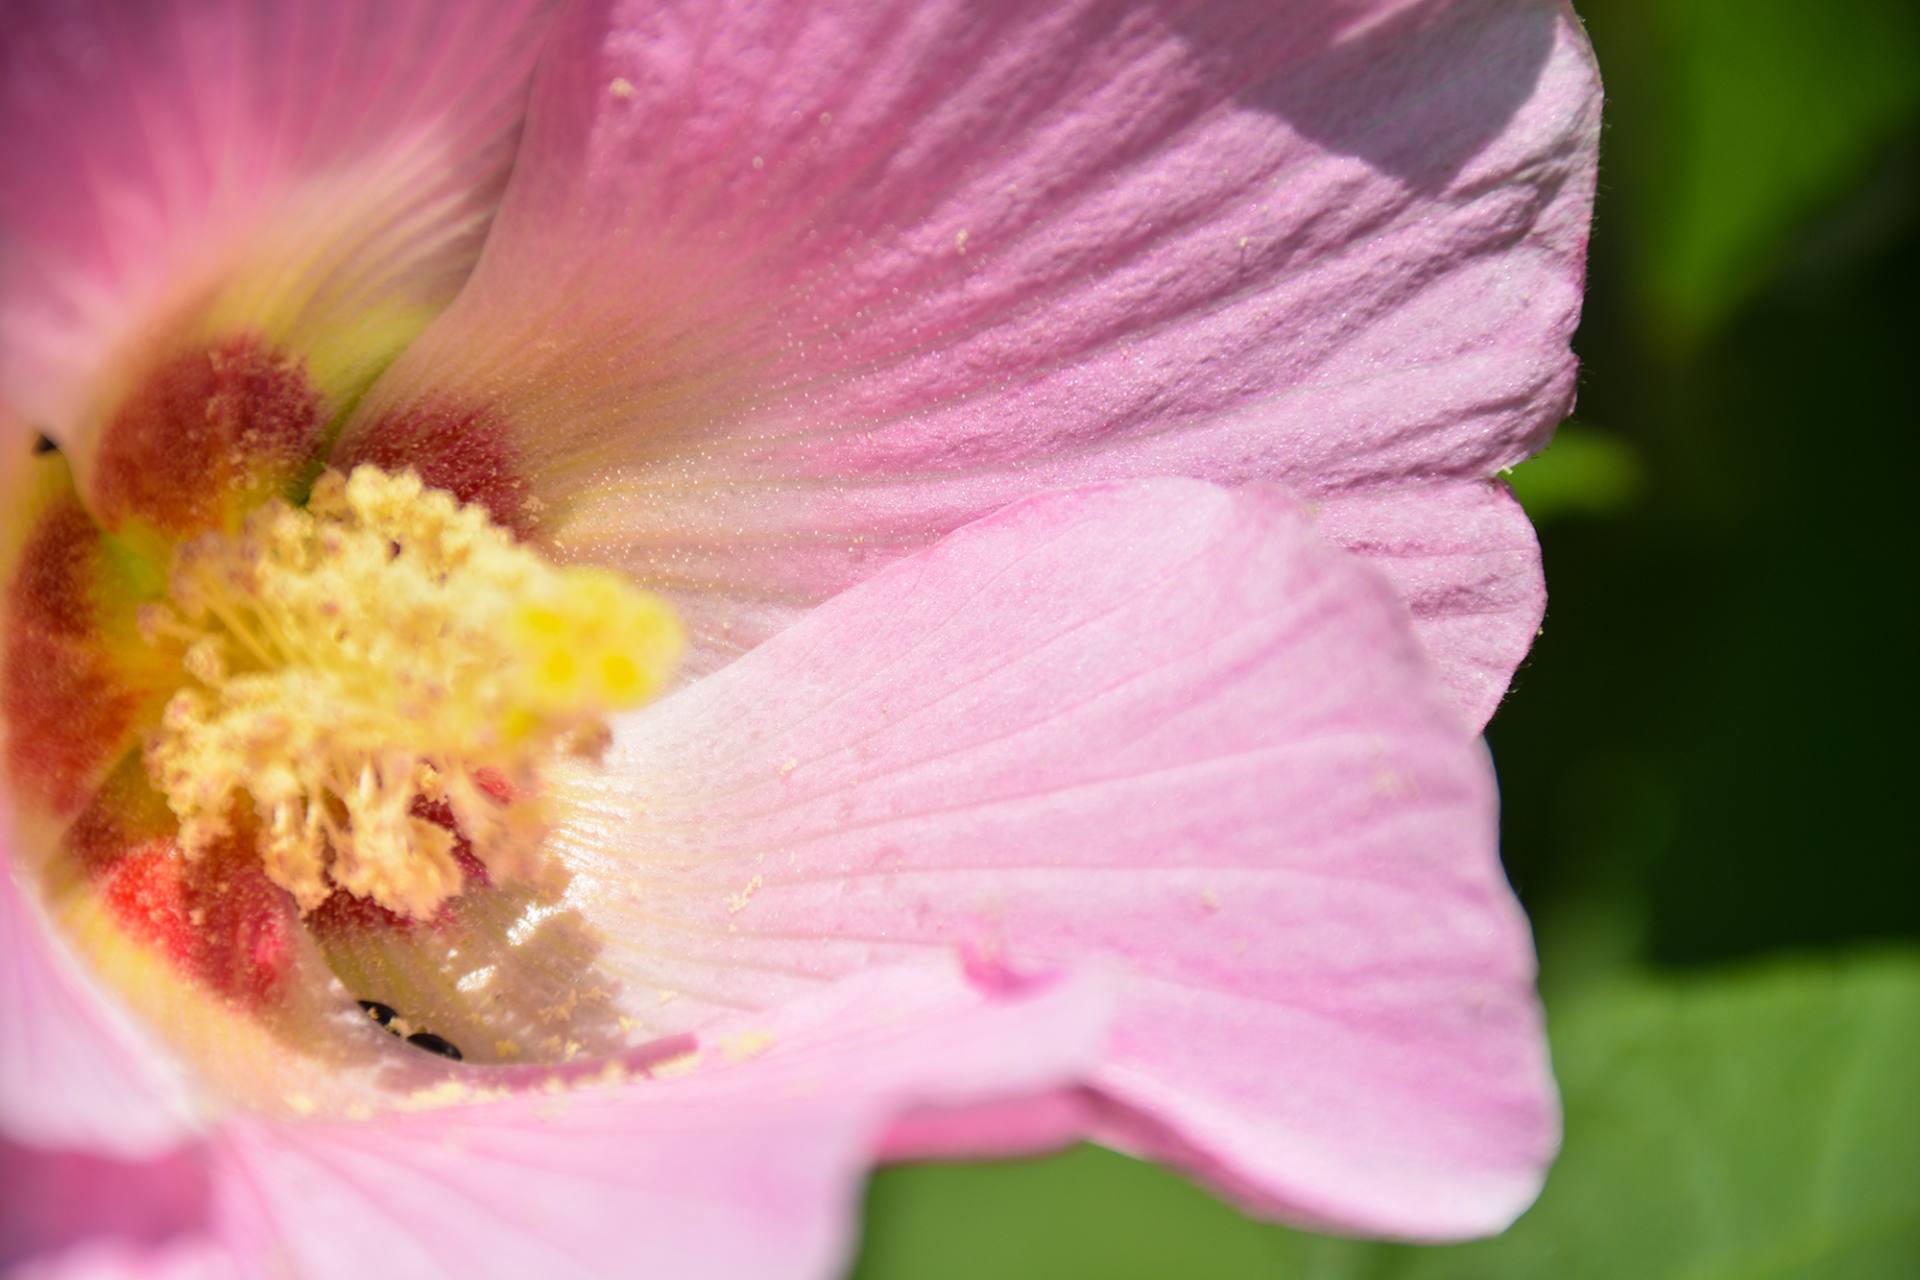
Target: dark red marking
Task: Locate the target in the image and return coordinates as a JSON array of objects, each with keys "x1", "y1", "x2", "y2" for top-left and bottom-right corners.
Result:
[
  {"x1": 3, "y1": 496, "x2": 142, "y2": 814},
  {"x1": 97, "y1": 840, "x2": 295, "y2": 1006},
  {"x1": 10, "y1": 497, "x2": 98, "y2": 637},
  {"x1": 93, "y1": 335, "x2": 322, "y2": 536},
  {"x1": 62, "y1": 781, "x2": 290, "y2": 1010},
  {"x1": 338, "y1": 401, "x2": 536, "y2": 540},
  {"x1": 65, "y1": 769, "x2": 297, "y2": 1007}
]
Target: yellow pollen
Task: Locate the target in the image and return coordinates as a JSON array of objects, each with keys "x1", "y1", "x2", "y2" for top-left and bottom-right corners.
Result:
[{"x1": 140, "y1": 465, "x2": 682, "y2": 919}]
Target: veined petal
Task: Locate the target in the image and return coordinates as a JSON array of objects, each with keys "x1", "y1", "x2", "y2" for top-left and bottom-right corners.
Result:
[
  {"x1": 0, "y1": 849, "x2": 197, "y2": 1156},
  {"x1": 337, "y1": 0, "x2": 1599, "y2": 722},
  {"x1": 0, "y1": 0, "x2": 557, "y2": 534},
  {"x1": 1311, "y1": 479, "x2": 1546, "y2": 728},
  {"x1": 203, "y1": 966, "x2": 1109, "y2": 1280},
  {"x1": 543, "y1": 480, "x2": 1556, "y2": 1238}
]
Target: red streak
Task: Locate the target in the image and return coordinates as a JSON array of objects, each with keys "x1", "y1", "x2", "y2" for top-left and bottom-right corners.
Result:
[
  {"x1": 340, "y1": 401, "x2": 536, "y2": 540},
  {"x1": 64, "y1": 776, "x2": 298, "y2": 1008},
  {"x1": 3, "y1": 497, "x2": 141, "y2": 815}
]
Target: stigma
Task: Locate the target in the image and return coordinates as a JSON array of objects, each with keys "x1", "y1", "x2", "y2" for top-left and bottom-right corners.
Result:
[{"x1": 138, "y1": 465, "x2": 680, "y2": 920}]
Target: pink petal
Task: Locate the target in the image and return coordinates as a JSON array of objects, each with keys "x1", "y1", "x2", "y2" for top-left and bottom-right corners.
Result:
[
  {"x1": 0, "y1": 856, "x2": 197, "y2": 1156},
  {"x1": 205, "y1": 966, "x2": 1109, "y2": 1280},
  {"x1": 1311, "y1": 479, "x2": 1545, "y2": 728},
  {"x1": 0, "y1": 1139, "x2": 215, "y2": 1277},
  {"x1": 8, "y1": 1240, "x2": 237, "y2": 1280},
  {"x1": 339, "y1": 0, "x2": 1599, "y2": 722},
  {"x1": 544, "y1": 480, "x2": 1556, "y2": 1239},
  {"x1": 0, "y1": 0, "x2": 557, "y2": 442}
]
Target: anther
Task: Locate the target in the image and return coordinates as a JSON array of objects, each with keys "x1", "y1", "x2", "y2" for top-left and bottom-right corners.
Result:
[{"x1": 139, "y1": 465, "x2": 683, "y2": 919}]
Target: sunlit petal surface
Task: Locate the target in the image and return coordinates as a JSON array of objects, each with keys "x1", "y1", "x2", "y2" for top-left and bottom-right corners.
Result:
[
  {"x1": 545, "y1": 481, "x2": 1553, "y2": 1237},
  {"x1": 340, "y1": 0, "x2": 1599, "y2": 726}
]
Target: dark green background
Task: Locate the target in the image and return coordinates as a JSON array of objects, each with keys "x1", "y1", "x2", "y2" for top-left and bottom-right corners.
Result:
[{"x1": 852, "y1": 2, "x2": 1920, "y2": 1275}]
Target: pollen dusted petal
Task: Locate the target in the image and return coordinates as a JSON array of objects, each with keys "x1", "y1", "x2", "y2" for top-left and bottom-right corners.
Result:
[
  {"x1": 305, "y1": 834, "x2": 661, "y2": 1070},
  {"x1": 336, "y1": 0, "x2": 1599, "y2": 725},
  {"x1": 207, "y1": 966, "x2": 1110, "y2": 1280},
  {"x1": 546, "y1": 480, "x2": 1555, "y2": 1239},
  {"x1": 332, "y1": 399, "x2": 537, "y2": 540}
]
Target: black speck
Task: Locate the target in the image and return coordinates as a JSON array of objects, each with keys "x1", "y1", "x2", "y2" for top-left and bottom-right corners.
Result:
[
  {"x1": 358, "y1": 1000, "x2": 397, "y2": 1028},
  {"x1": 407, "y1": 1031, "x2": 463, "y2": 1061},
  {"x1": 31, "y1": 433, "x2": 57, "y2": 455}
]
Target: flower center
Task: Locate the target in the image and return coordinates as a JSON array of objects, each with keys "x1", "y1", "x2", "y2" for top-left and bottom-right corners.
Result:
[{"x1": 137, "y1": 465, "x2": 680, "y2": 920}]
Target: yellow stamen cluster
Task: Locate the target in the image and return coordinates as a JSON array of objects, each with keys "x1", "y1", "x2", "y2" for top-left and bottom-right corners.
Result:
[{"x1": 141, "y1": 466, "x2": 681, "y2": 919}]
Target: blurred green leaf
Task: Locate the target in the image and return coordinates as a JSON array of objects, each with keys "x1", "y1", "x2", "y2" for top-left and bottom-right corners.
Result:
[
  {"x1": 853, "y1": 955, "x2": 1920, "y2": 1279},
  {"x1": 852, "y1": 1142, "x2": 1344, "y2": 1280},
  {"x1": 1381, "y1": 951, "x2": 1920, "y2": 1280},
  {"x1": 1505, "y1": 422, "x2": 1645, "y2": 520},
  {"x1": 1595, "y1": 0, "x2": 1920, "y2": 336}
]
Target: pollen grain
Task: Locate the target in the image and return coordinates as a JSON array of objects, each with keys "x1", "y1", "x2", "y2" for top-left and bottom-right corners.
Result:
[{"x1": 140, "y1": 465, "x2": 680, "y2": 919}]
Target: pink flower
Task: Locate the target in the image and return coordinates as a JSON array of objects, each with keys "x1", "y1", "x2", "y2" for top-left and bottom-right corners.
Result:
[{"x1": 0, "y1": 1, "x2": 1599, "y2": 1276}]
